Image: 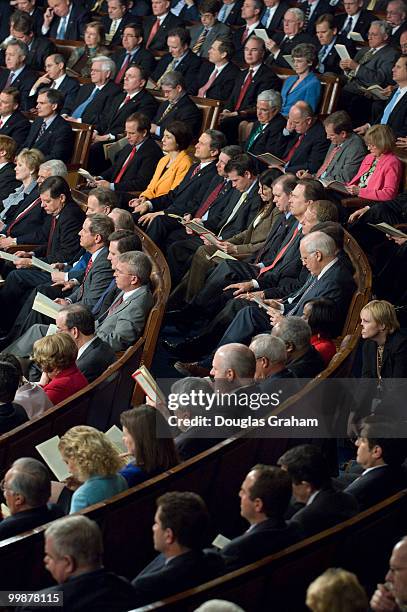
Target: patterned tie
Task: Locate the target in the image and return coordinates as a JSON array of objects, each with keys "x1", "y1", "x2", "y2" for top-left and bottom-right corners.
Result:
[
  {"x1": 318, "y1": 45, "x2": 329, "y2": 72},
  {"x1": 191, "y1": 163, "x2": 201, "y2": 177},
  {"x1": 342, "y1": 15, "x2": 353, "y2": 36},
  {"x1": 192, "y1": 28, "x2": 209, "y2": 54},
  {"x1": 304, "y1": 3, "x2": 312, "y2": 28},
  {"x1": 381, "y1": 89, "x2": 401, "y2": 124},
  {"x1": 241, "y1": 26, "x2": 250, "y2": 44},
  {"x1": 46, "y1": 216, "x2": 57, "y2": 257},
  {"x1": 146, "y1": 18, "x2": 160, "y2": 49},
  {"x1": 6, "y1": 197, "x2": 41, "y2": 236},
  {"x1": 157, "y1": 57, "x2": 178, "y2": 87},
  {"x1": 5, "y1": 72, "x2": 15, "y2": 88},
  {"x1": 198, "y1": 68, "x2": 219, "y2": 98},
  {"x1": 115, "y1": 53, "x2": 131, "y2": 84},
  {"x1": 35, "y1": 121, "x2": 47, "y2": 142},
  {"x1": 106, "y1": 19, "x2": 120, "y2": 44},
  {"x1": 246, "y1": 123, "x2": 264, "y2": 151},
  {"x1": 195, "y1": 179, "x2": 227, "y2": 218},
  {"x1": 234, "y1": 69, "x2": 253, "y2": 111},
  {"x1": 114, "y1": 146, "x2": 136, "y2": 183},
  {"x1": 72, "y1": 87, "x2": 98, "y2": 119},
  {"x1": 158, "y1": 102, "x2": 174, "y2": 123},
  {"x1": 108, "y1": 294, "x2": 124, "y2": 315},
  {"x1": 316, "y1": 145, "x2": 341, "y2": 178},
  {"x1": 78, "y1": 257, "x2": 93, "y2": 299},
  {"x1": 57, "y1": 15, "x2": 68, "y2": 39},
  {"x1": 261, "y1": 7, "x2": 270, "y2": 27},
  {"x1": 257, "y1": 226, "x2": 299, "y2": 277},
  {"x1": 283, "y1": 134, "x2": 305, "y2": 164}
]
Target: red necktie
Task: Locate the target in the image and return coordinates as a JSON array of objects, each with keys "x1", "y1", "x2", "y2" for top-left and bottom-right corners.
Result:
[
  {"x1": 114, "y1": 147, "x2": 136, "y2": 183},
  {"x1": 0, "y1": 119, "x2": 3, "y2": 128},
  {"x1": 241, "y1": 26, "x2": 250, "y2": 43},
  {"x1": 283, "y1": 134, "x2": 305, "y2": 164},
  {"x1": 5, "y1": 72, "x2": 14, "y2": 88},
  {"x1": 195, "y1": 180, "x2": 226, "y2": 218},
  {"x1": 257, "y1": 226, "x2": 299, "y2": 277},
  {"x1": 316, "y1": 145, "x2": 341, "y2": 178},
  {"x1": 191, "y1": 163, "x2": 201, "y2": 178},
  {"x1": 108, "y1": 294, "x2": 123, "y2": 315},
  {"x1": 6, "y1": 197, "x2": 41, "y2": 236},
  {"x1": 146, "y1": 18, "x2": 160, "y2": 49},
  {"x1": 78, "y1": 257, "x2": 93, "y2": 299},
  {"x1": 115, "y1": 53, "x2": 131, "y2": 84},
  {"x1": 234, "y1": 69, "x2": 253, "y2": 111},
  {"x1": 46, "y1": 216, "x2": 57, "y2": 257},
  {"x1": 197, "y1": 69, "x2": 218, "y2": 98}
]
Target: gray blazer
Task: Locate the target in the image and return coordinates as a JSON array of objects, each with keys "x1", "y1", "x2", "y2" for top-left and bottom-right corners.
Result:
[
  {"x1": 189, "y1": 22, "x2": 231, "y2": 59},
  {"x1": 322, "y1": 132, "x2": 367, "y2": 183},
  {"x1": 69, "y1": 247, "x2": 114, "y2": 310},
  {"x1": 96, "y1": 285, "x2": 153, "y2": 352},
  {"x1": 346, "y1": 44, "x2": 399, "y2": 90}
]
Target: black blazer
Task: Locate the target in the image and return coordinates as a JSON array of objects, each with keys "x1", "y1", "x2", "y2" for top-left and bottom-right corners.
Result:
[
  {"x1": 298, "y1": 0, "x2": 334, "y2": 33},
  {"x1": 196, "y1": 61, "x2": 241, "y2": 101},
  {"x1": 34, "y1": 200, "x2": 85, "y2": 264},
  {"x1": 249, "y1": 213, "x2": 297, "y2": 264},
  {"x1": 152, "y1": 50, "x2": 202, "y2": 95},
  {"x1": 0, "y1": 67, "x2": 37, "y2": 111},
  {"x1": 0, "y1": 504, "x2": 64, "y2": 541},
  {"x1": 57, "y1": 75, "x2": 81, "y2": 116},
  {"x1": 142, "y1": 13, "x2": 183, "y2": 52},
  {"x1": 288, "y1": 344, "x2": 325, "y2": 378},
  {"x1": 22, "y1": 115, "x2": 75, "y2": 163},
  {"x1": 334, "y1": 9, "x2": 375, "y2": 41},
  {"x1": 223, "y1": 0, "x2": 245, "y2": 26},
  {"x1": 389, "y1": 21, "x2": 407, "y2": 47},
  {"x1": 345, "y1": 465, "x2": 407, "y2": 511},
  {"x1": 27, "y1": 36, "x2": 56, "y2": 71},
  {"x1": 46, "y1": 3, "x2": 91, "y2": 40},
  {"x1": 3, "y1": 189, "x2": 52, "y2": 245},
  {"x1": 153, "y1": 94, "x2": 202, "y2": 138},
  {"x1": 266, "y1": 31, "x2": 317, "y2": 68},
  {"x1": 216, "y1": 185, "x2": 262, "y2": 239},
  {"x1": 262, "y1": 1, "x2": 289, "y2": 35},
  {"x1": 112, "y1": 47, "x2": 157, "y2": 79},
  {"x1": 97, "y1": 89, "x2": 159, "y2": 135},
  {"x1": 0, "y1": 163, "x2": 20, "y2": 204},
  {"x1": 0, "y1": 402, "x2": 28, "y2": 435},
  {"x1": 318, "y1": 36, "x2": 355, "y2": 74},
  {"x1": 77, "y1": 336, "x2": 116, "y2": 383},
  {"x1": 257, "y1": 225, "x2": 303, "y2": 296},
  {"x1": 101, "y1": 12, "x2": 138, "y2": 46},
  {"x1": 0, "y1": 111, "x2": 31, "y2": 147},
  {"x1": 245, "y1": 114, "x2": 286, "y2": 156},
  {"x1": 372, "y1": 92, "x2": 407, "y2": 138},
  {"x1": 70, "y1": 81, "x2": 122, "y2": 125},
  {"x1": 362, "y1": 330, "x2": 407, "y2": 379},
  {"x1": 0, "y1": 1, "x2": 12, "y2": 43},
  {"x1": 101, "y1": 137, "x2": 164, "y2": 192},
  {"x1": 30, "y1": 6, "x2": 45, "y2": 36},
  {"x1": 225, "y1": 64, "x2": 280, "y2": 114},
  {"x1": 282, "y1": 120, "x2": 330, "y2": 174}
]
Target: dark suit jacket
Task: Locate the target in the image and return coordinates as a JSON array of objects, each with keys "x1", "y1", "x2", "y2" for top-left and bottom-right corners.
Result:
[
  {"x1": 389, "y1": 21, "x2": 407, "y2": 47},
  {"x1": 257, "y1": 225, "x2": 303, "y2": 296},
  {"x1": 101, "y1": 137, "x2": 164, "y2": 192},
  {"x1": 101, "y1": 12, "x2": 137, "y2": 46},
  {"x1": 23, "y1": 115, "x2": 75, "y2": 163},
  {"x1": 152, "y1": 50, "x2": 202, "y2": 95},
  {"x1": 70, "y1": 81, "x2": 122, "y2": 125},
  {"x1": 0, "y1": 402, "x2": 28, "y2": 435},
  {"x1": 0, "y1": 504, "x2": 64, "y2": 541},
  {"x1": 362, "y1": 330, "x2": 407, "y2": 380},
  {"x1": 0, "y1": 1, "x2": 12, "y2": 43},
  {"x1": 153, "y1": 93, "x2": 202, "y2": 138},
  {"x1": 266, "y1": 31, "x2": 317, "y2": 68},
  {"x1": 21, "y1": 569, "x2": 138, "y2": 612},
  {"x1": 69, "y1": 247, "x2": 113, "y2": 309},
  {"x1": 334, "y1": 9, "x2": 375, "y2": 41},
  {"x1": 34, "y1": 200, "x2": 85, "y2": 264},
  {"x1": 223, "y1": 0, "x2": 245, "y2": 26},
  {"x1": 143, "y1": 13, "x2": 183, "y2": 52},
  {"x1": 96, "y1": 89, "x2": 159, "y2": 135},
  {"x1": 344, "y1": 465, "x2": 407, "y2": 511},
  {"x1": 261, "y1": 1, "x2": 289, "y2": 35},
  {"x1": 298, "y1": 0, "x2": 334, "y2": 33},
  {"x1": 288, "y1": 487, "x2": 359, "y2": 536},
  {"x1": 3, "y1": 189, "x2": 52, "y2": 245},
  {"x1": 0, "y1": 67, "x2": 37, "y2": 111},
  {"x1": 131, "y1": 551, "x2": 225, "y2": 607},
  {"x1": 372, "y1": 91, "x2": 407, "y2": 138},
  {"x1": 217, "y1": 184, "x2": 262, "y2": 239},
  {"x1": 0, "y1": 162, "x2": 20, "y2": 204},
  {"x1": 57, "y1": 74, "x2": 81, "y2": 116},
  {"x1": 282, "y1": 120, "x2": 330, "y2": 174},
  {"x1": 189, "y1": 21, "x2": 231, "y2": 59},
  {"x1": 0, "y1": 111, "x2": 31, "y2": 147},
  {"x1": 27, "y1": 36, "x2": 56, "y2": 71},
  {"x1": 245, "y1": 114, "x2": 286, "y2": 156},
  {"x1": 77, "y1": 336, "x2": 116, "y2": 383},
  {"x1": 46, "y1": 3, "x2": 91, "y2": 40},
  {"x1": 318, "y1": 35, "x2": 355, "y2": 74},
  {"x1": 112, "y1": 47, "x2": 157, "y2": 79},
  {"x1": 221, "y1": 518, "x2": 301, "y2": 571},
  {"x1": 248, "y1": 213, "x2": 296, "y2": 264},
  {"x1": 287, "y1": 344, "x2": 325, "y2": 378},
  {"x1": 224, "y1": 64, "x2": 280, "y2": 114},
  {"x1": 196, "y1": 61, "x2": 241, "y2": 101}
]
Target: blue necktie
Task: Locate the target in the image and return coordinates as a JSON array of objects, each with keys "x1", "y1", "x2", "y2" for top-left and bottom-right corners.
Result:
[
  {"x1": 218, "y1": 4, "x2": 227, "y2": 22},
  {"x1": 261, "y1": 7, "x2": 270, "y2": 26},
  {"x1": 92, "y1": 278, "x2": 117, "y2": 315},
  {"x1": 318, "y1": 45, "x2": 328, "y2": 72},
  {"x1": 69, "y1": 251, "x2": 92, "y2": 277},
  {"x1": 72, "y1": 87, "x2": 98, "y2": 119},
  {"x1": 381, "y1": 89, "x2": 401, "y2": 125},
  {"x1": 57, "y1": 15, "x2": 68, "y2": 39}
]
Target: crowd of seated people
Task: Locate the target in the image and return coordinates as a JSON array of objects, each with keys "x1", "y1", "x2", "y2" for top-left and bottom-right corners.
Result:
[{"x1": 0, "y1": 0, "x2": 406, "y2": 608}]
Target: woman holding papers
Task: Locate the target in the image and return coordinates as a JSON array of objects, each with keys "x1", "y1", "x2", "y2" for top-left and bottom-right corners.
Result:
[
  {"x1": 119, "y1": 405, "x2": 179, "y2": 488},
  {"x1": 280, "y1": 44, "x2": 322, "y2": 116},
  {"x1": 346, "y1": 125, "x2": 403, "y2": 201},
  {"x1": 129, "y1": 121, "x2": 193, "y2": 211},
  {"x1": 32, "y1": 333, "x2": 88, "y2": 406},
  {"x1": 58, "y1": 425, "x2": 128, "y2": 513}
]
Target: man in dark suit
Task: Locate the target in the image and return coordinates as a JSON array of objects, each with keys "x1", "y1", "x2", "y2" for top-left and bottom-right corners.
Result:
[
  {"x1": 112, "y1": 24, "x2": 156, "y2": 82},
  {"x1": 15, "y1": 0, "x2": 44, "y2": 35},
  {"x1": 151, "y1": 71, "x2": 203, "y2": 139},
  {"x1": 22, "y1": 89, "x2": 74, "y2": 162},
  {"x1": 170, "y1": 0, "x2": 200, "y2": 21},
  {"x1": 220, "y1": 36, "x2": 280, "y2": 143},
  {"x1": 0, "y1": 1, "x2": 13, "y2": 43},
  {"x1": 344, "y1": 416, "x2": 407, "y2": 511},
  {"x1": 279, "y1": 444, "x2": 359, "y2": 537},
  {"x1": 28, "y1": 53, "x2": 80, "y2": 116},
  {"x1": 245, "y1": 89, "x2": 286, "y2": 156},
  {"x1": 41, "y1": 0, "x2": 90, "y2": 40},
  {"x1": 231, "y1": 0, "x2": 263, "y2": 62},
  {"x1": 9, "y1": 10, "x2": 56, "y2": 72},
  {"x1": 334, "y1": 0, "x2": 375, "y2": 41},
  {"x1": 259, "y1": 0, "x2": 289, "y2": 37},
  {"x1": 89, "y1": 66, "x2": 159, "y2": 173},
  {"x1": 387, "y1": 0, "x2": 407, "y2": 48},
  {"x1": 0, "y1": 39, "x2": 37, "y2": 111},
  {"x1": 131, "y1": 492, "x2": 224, "y2": 606},
  {"x1": 315, "y1": 13, "x2": 355, "y2": 75},
  {"x1": 152, "y1": 27, "x2": 202, "y2": 95},
  {"x1": 0, "y1": 88, "x2": 31, "y2": 148},
  {"x1": 143, "y1": 0, "x2": 183, "y2": 52},
  {"x1": 65, "y1": 56, "x2": 121, "y2": 123},
  {"x1": 196, "y1": 38, "x2": 241, "y2": 101},
  {"x1": 189, "y1": 0, "x2": 231, "y2": 60},
  {"x1": 298, "y1": 0, "x2": 334, "y2": 34},
  {"x1": 217, "y1": 0, "x2": 244, "y2": 26},
  {"x1": 23, "y1": 515, "x2": 138, "y2": 612},
  {"x1": 265, "y1": 7, "x2": 316, "y2": 69},
  {"x1": 220, "y1": 465, "x2": 300, "y2": 571},
  {"x1": 102, "y1": 0, "x2": 136, "y2": 46},
  {"x1": 0, "y1": 458, "x2": 64, "y2": 541},
  {"x1": 0, "y1": 135, "x2": 20, "y2": 204},
  {"x1": 95, "y1": 113, "x2": 164, "y2": 195},
  {"x1": 250, "y1": 334, "x2": 298, "y2": 398},
  {"x1": 0, "y1": 361, "x2": 28, "y2": 435}
]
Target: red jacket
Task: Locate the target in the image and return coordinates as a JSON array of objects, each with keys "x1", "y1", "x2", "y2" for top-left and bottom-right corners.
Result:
[
  {"x1": 311, "y1": 334, "x2": 336, "y2": 367},
  {"x1": 43, "y1": 365, "x2": 88, "y2": 406}
]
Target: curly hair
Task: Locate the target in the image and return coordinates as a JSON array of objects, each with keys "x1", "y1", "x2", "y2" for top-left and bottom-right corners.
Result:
[
  {"x1": 33, "y1": 332, "x2": 78, "y2": 373},
  {"x1": 58, "y1": 425, "x2": 125, "y2": 480}
]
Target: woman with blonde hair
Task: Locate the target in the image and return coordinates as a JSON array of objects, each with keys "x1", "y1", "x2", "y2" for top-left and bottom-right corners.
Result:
[
  {"x1": 67, "y1": 21, "x2": 109, "y2": 77},
  {"x1": 58, "y1": 425, "x2": 127, "y2": 513},
  {"x1": 306, "y1": 568, "x2": 368, "y2": 612},
  {"x1": 33, "y1": 332, "x2": 88, "y2": 406},
  {"x1": 346, "y1": 124, "x2": 403, "y2": 201}
]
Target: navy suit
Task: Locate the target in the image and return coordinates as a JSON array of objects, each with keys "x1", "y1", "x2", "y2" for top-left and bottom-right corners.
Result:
[
  {"x1": 69, "y1": 81, "x2": 122, "y2": 125},
  {"x1": 112, "y1": 47, "x2": 157, "y2": 80},
  {"x1": 196, "y1": 61, "x2": 241, "y2": 101},
  {"x1": 0, "y1": 504, "x2": 64, "y2": 541},
  {"x1": 0, "y1": 67, "x2": 37, "y2": 111},
  {"x1": 22, "y1": 115, "x2": 75, "y2": 163},
  {"x1": 101, "y1": 12, "x2": 138, "y2": 46},
  {"x1": 282, "y1": 120, "x2": 330, "y2": 174},
  {"x1": 260, "y1": 1, "x2": 289, "y2": 35},
  {"x1": 245, "y1": 114, "x2": 286, "y2": 156},
  {"x1": 142, "y1": 13, "x2": 183, "y2": 52},
  {"x1": 334, "y1": 9, "x2": 375, "y2": 41},
  {"x1": 45, "y1": 3, "x2": 91, "y2": 40},
  {"x1": 26, "y1": 36, "x2": 56, "y2": 71},
  {"x1": 152, "y1": 50, "x2": 202, "y2": 95},
  {"x1": 344, "y1": 465, "x2": 407, "y2": 511},
  {"x1": 2, "y1": 189, "x2": 51, "y2": 245},
  {"x1": 153, "y1": 93, "x2": 203, "y2": 139},
  {"x1": 0, "y1": 111, "x2": 31, "y2": 147},
  {"x1": 56, "y1": 75, "x2": 81, "y2": 116},
  {"x1": 96, "y1": 90, "x2": 159, "y2": 136},
  {"x1": 298, "y1": 0, "x2": 334, "y2": 34},
  {"x1": 77, "y1": 336, "x2": 116, "y2": 383},
  {"x1": 266, "y1": 31, "x2": 317, "y2": 68}
]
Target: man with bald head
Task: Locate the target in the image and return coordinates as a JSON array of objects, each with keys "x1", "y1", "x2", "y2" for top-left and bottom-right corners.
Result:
[
  {"x1": 371, "y1": 537, "x2": 407, "y2": 611},
  {"x1": 210, "y1": 342, "x2": 256, "y2": 394}
]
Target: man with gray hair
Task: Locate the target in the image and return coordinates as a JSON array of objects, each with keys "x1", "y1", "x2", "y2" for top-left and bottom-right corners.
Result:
[
  {"x1": 265, "y1": 8, "x2": 315, "y2": 69},
  {"x1": 0, "y1": 457, "x2": 64, "y2": 540},
  {"x1": 0, "y1": 39, "x2": 37, "y2": 110},
  {"x1": 370, "y1": 536, "x2": 407, "y2": 612},
  {"x1": 271, "y1": 316, "x2": 324, "y2": 377},
  {"x1": 244, "y1": 89, "x2": 286, "y2": 156},
  {"x1": 210, "y1": 342, "x2": 256, "y2": 395},
  {"x1": 151, "y1": 71, "x2": 202, "y2": 139},
  {"x1": 65, "y1": 56, "x2": 121, "y2": 125},
  {"x1": 249, "y1": 333, "x2": 298, "y2": 398},
  {"x1": 23, "y1": 515, "x2": 137, "y2": 611}
]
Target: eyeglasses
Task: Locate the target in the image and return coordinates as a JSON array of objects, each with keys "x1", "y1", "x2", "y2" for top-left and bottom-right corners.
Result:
[{"x1": 0, "y1": 479, "x2": 15, "y2": 494}]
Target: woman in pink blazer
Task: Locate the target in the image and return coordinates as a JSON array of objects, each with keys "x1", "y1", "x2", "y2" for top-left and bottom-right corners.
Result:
[{"x1": 346, "y1": 125, "x2": 403, "y2": 201}]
